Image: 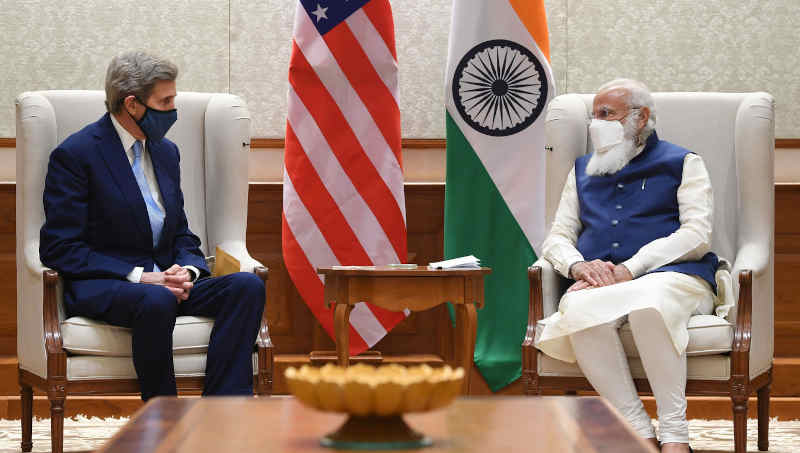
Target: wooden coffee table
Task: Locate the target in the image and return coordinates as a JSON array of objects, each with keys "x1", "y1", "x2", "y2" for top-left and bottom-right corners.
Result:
[
  {"x1": 97, "y1": 396, "x2": 657, "y2": 452},
  {"x1": 317, "y1": 266, "x2": 491, "y2": 392}
]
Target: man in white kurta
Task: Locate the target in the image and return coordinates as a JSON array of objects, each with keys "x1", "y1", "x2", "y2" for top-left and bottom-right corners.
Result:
[{"x1": 534, "y1": 79, "x2": 726, "y2": 453}]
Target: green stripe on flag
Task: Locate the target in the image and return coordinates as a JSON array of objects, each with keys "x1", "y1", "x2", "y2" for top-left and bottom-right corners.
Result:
[{"x1": 444, "y1": 112, "x2": 538, "y2": 392}]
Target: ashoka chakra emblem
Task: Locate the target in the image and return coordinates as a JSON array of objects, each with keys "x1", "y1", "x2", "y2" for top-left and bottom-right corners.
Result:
[{"x1": 452, "y1": 39, "x2": 548, "y2": 137}]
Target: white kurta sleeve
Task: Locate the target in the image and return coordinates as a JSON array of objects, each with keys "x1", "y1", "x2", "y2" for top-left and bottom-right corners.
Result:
[
  {"x1": 542, "y1": 167, "x2": 585, "y2": 277},
  {"x1": 621, "y1": 153, "x2": 714, "y2": 278}
]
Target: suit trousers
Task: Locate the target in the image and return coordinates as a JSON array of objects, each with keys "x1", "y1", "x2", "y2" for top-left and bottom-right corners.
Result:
[{"x1": 68, "y1": 272, "x2": 265, "y2": 400}]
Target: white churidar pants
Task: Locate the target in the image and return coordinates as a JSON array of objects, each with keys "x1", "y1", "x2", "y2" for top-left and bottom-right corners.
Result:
[
  {"x1": 570, "y1": 309, "x2": 682, "y2": 442},
  {"x1": 568, "y1": 291, "x2": 714, "y2": 443},
  {"x1": 535, "y1": 272, "x2": 717, "y2": 443}
]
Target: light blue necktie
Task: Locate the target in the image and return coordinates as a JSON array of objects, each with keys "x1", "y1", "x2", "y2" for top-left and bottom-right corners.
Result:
[{"x1": 131, "y1": 140, "x2": 165, "y2": 251}]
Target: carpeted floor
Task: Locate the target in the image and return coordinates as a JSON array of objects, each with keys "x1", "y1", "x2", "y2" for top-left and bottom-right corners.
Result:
[
  {"x1": 0, "y1": 417, "x2": 798, "y2": 452},
  {"x1": 0, "y1": 416, "x2": 127, "y2": 453}
]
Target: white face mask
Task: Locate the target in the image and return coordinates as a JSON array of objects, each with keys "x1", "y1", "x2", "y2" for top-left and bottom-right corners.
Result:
[{"x1": 588, "y1": 119, "x2": 624, "y2": 154}]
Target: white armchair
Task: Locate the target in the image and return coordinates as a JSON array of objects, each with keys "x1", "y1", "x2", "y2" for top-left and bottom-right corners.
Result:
[
  {"x1": 15, "y1": 90, "x2": 273, "y2": 453},
  {"x1": 522, "y1": 92, "x2": 774, "y2": 453}
]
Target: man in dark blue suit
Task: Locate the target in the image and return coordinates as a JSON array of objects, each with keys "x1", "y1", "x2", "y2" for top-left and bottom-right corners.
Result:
[{"x1": 39, "y1": 51, "x2": 265, "y2": 401}]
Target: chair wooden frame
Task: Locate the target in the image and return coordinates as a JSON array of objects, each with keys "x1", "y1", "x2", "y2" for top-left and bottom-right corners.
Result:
[
  {"x1": 522, "y1": 266, "x2": 771, "y2": 453},
  {"x1": 18, "y1": 267, "x2": 273, "y2": 453}
]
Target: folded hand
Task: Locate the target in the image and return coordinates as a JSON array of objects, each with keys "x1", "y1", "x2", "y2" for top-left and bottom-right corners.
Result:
[
  {"x1": 567, "y1": 262, "x2": 633, "y2": 293},
  {"x1": 569, "y1": 259, "x2": 616, "y2": 287},
  {"x1": 140, "y1": 264, "x2": 193, "y2": 302}
]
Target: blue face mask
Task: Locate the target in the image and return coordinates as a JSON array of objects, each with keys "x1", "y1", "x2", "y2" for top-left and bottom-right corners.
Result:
[{"x1": 135, "y1": 99, "x2": 177, "y2": 143}]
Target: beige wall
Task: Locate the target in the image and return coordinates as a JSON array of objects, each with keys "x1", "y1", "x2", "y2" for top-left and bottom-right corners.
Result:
[{"x1": 2, "y1": 0, "x2": 799, "y2": 181}]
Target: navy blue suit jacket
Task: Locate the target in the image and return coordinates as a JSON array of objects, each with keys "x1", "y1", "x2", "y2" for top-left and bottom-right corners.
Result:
[{"x1": 40, "y1": 113, "x2": 210, "y2": 316}]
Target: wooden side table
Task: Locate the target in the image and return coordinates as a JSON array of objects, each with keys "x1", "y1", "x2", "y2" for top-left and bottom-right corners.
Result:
[{"x1": 317, "y1": 266, "x2": 491, "y2": 392}]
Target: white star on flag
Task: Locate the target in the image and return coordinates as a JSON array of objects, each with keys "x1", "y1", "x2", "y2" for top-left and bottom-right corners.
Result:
[{"x1": 311, "y1": 4, "x2": 328, "y2": 22}]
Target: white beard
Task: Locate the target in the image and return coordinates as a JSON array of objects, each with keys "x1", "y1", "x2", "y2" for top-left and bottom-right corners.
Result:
[
  {"x1": 585, "y1": 137, "x2": 638, "y2": 176},
  {"x1": 586, "y1": 115, "x2": 641, "y2": 176}
]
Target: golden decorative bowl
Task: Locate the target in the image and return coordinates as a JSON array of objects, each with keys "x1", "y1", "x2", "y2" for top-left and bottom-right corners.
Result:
[{"x1": 285, "y1": 363, "x2": 464, "y2": 449}]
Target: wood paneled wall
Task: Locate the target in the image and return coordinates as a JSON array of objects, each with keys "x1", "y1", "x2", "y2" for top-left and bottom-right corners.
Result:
[
  {"x1": 775, "y1": 185, "x2": 800, "y2": 357},
  {"x1": 1, "y1": 183, "x2": 799, "y2": 396},
  {"x1": 0, "y1": 185, "x2": 15, "y2": 356}
]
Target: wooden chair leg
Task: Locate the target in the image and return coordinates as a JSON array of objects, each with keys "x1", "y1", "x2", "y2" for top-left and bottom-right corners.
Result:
[
  {"x1": 20, "y1": 385, "x2": 33, "y2": 452},
  {"x1": 732, "y1": 395, "x2": 748, "y2": 453},
  {"x1": 757, "y1": 383, "x2": 770, "y2": 451},
  {"x1": 49, "y1": 393, "x2": 66, "y2": 453}
]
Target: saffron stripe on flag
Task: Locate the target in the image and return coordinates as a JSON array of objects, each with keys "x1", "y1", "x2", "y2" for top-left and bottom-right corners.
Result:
[
  {"x1": 289, "y1": 43, "x2": 407, "y2": 260},
  {"x1": 287, "y1": 88, "x2": 398, "y2": 264}
]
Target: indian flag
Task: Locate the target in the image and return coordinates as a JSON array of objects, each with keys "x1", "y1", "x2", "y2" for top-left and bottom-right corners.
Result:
[{"x1": 444, "y1": 0, "x2": 555, "y2": 391}]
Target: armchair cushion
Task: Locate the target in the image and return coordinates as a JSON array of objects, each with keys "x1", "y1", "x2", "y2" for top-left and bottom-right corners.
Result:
[
  {"x1": 538, "y1": 353, "x2": 732, "y2": 381},
  {"x1": 621, "y1": 314, "x2": 733, "y2": 357},
  {"x1": 66, "y1": 353, "x2": 259, "y2": 380},
  {"x1": 535, "y1": 313, "x2": 732, "y2": 359},
  {"x1": 685, "y1": 315, "x2": 734, "y2": 355},
  {"x1": 62, "y1": 316, "x2": 215, "y2": 356}
]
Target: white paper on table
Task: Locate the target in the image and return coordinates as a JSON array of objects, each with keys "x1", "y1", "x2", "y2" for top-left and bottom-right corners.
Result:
[{"x1": 428, "y1": 255, "x2": 481, "y2": 270}]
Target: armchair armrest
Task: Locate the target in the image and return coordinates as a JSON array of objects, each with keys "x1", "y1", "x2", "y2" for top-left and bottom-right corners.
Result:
[
  {"x1": 523, "y1": 266, "x2": 543, "y2": 351},
  {"x1": 255, "y1": 266, "x2": 272, "y2": 351},
  {"x1": 531, "y1": 258, "x2": 562, "y2": 318},
  {"x1": 732, "y1": 243, "x2": 769, "y2": 279},
  {"x1": 729, "y1": 269, "x2": 753, "y2": 397},
  {"x1": 522, "y1": 259, "x2": 564, "y2": 394},
  {"x1": 252, "y1": 265, "x2": 273, "y2": 395},
  {"x1": 523, "y1": 259, "x2": 563, "y2": 347},
  {"x1": 42, "y1": 269, "x2": 67, "y2": 383},
  {"x1": 24, "y1": 240, "x2": 49, "y2": 277}
]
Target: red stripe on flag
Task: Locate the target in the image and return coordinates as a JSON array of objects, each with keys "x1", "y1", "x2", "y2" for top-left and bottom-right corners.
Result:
[
  {"x1": 285, "y1": 125, "x2": 372, "y2": 265},
  {"x1": 365, "y1": 304, "x2": 407, "y2": 333},
  {"x1": 362, "y1": 0, "x2": 397, "y2": 61},
  {"x1": 324, "y1": 22, "x2": 403, "y2": 166},
  {"x1": 281, "y1": 215, "x2": 329, "y2": 333},
  {"x1": 281, "y1": 215, "x2": 369, "y2": 354},
  {"x1": 288, "y1": 42, "x2": 408, "y2": 261}
]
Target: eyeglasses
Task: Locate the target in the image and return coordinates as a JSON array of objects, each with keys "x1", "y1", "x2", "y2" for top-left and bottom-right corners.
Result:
[{"x1": 590, "y1": 107, "x2": 640, "y2": 121}]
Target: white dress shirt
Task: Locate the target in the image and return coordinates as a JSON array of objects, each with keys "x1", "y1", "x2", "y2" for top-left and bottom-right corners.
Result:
[
  {"x1": 542, "y1": 152, "x2": 714, "y2": 279},
  {"x1": 110, "y1": 114, "x2": 199, "y2": 283}
]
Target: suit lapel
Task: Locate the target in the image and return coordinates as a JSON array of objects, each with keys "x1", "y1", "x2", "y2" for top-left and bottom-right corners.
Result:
[{"x1": 95, "y1": 114, "x2": 152, "y2": 243}]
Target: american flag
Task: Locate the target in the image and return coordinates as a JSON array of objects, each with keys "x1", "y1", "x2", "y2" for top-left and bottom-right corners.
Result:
[{"x1": 282, "y1": 0, "x2": 408, "y2": 354}]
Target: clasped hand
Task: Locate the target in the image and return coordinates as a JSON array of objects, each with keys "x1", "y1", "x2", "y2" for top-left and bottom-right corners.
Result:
[
  {"x1": 567, "y1": 259, "x2": 632, "y2": 293},
  {"x1": 140, "y1": 264, "x2": 193, "y2": 301}
]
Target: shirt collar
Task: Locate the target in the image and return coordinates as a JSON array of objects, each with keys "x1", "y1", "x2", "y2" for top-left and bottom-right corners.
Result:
[{"x1": 109, "y1": 112, "x2": 146, "y2": 153}]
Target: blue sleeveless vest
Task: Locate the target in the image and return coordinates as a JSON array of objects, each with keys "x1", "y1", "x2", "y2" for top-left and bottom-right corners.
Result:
[{"x1": 574, "y1": 132, "x2": 718, "y2": 292}]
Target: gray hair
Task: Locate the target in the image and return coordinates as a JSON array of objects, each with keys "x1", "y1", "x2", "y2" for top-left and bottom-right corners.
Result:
[
  {"x1": 105, "y1": 51, "x2": 178, "y2": 113},
  {"x1": 598, "y1": 78, "x2": 656, "y2": 142}
]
